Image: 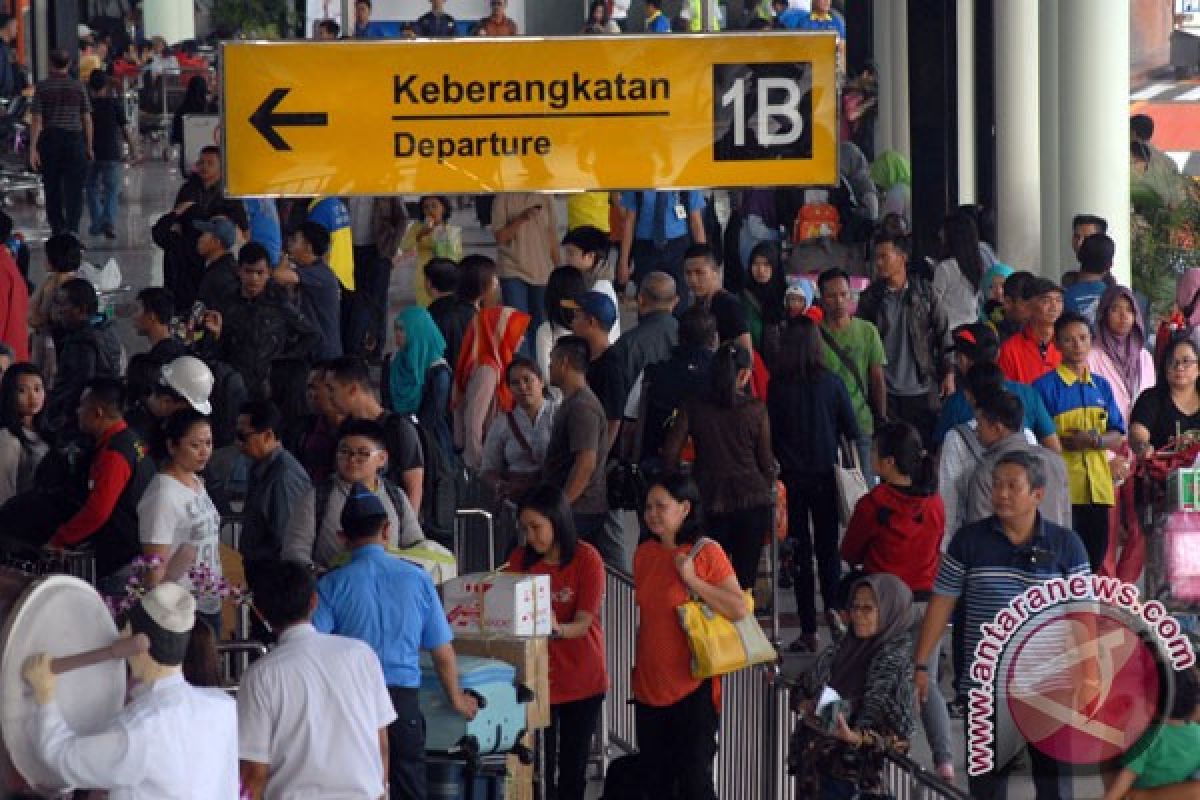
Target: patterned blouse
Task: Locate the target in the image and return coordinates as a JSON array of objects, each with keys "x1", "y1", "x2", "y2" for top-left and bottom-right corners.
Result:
[{"x1": 789, "y1": 632, "x2": 916, "y2": 795}]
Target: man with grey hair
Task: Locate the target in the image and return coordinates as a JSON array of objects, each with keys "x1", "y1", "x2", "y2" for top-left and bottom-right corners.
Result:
[{"x1": 914, "y1": 449, "x2": 1091, "y2": 799}]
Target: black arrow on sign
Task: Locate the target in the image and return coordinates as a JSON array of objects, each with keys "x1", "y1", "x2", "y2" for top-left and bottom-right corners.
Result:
[{"x1": 249, "y1": 88, "x2": 328, "y2": 151}]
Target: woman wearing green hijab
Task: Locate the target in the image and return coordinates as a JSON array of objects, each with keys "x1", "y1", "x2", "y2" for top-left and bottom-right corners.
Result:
[
  {"x1": 870, "y1": 151, "x2": 911, "y2": 228},
  {"x1": 387, "y1": 306, "x2": 448, "y2": 416}
]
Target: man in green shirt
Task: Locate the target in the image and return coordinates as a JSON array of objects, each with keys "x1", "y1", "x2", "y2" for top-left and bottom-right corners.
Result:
[{"x1": 817, "y1": 268, "x2": 886, "y2": 484}]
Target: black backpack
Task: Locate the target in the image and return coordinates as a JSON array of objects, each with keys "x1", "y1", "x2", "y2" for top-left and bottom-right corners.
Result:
[{"x1": 382, "y1": 412, "x2": 460, "y2": 544}]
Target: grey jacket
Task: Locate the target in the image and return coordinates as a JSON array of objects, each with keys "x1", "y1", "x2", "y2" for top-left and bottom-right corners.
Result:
[
  {"x1": 285, "y1": 476, "x2": 424, "y2": 568},
  {"x1": 963, "y1": 433, "x2": 1071, "y2": 532},
  {"x1": 239, "y1": 447, "x2": 313, "y2": 564}
]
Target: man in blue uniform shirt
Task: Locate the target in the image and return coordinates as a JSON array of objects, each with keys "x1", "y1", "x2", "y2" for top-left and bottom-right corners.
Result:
[{"x1": 315, "y1": 483, "x2": 478, "y2": 800}]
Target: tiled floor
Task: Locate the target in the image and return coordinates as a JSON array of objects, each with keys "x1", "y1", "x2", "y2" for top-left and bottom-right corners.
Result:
[{"x1": 10, "y1": 158, "x2": 1105, "y2": 799}]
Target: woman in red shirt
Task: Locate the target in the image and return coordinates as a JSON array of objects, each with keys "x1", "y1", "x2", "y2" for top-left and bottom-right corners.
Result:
[
  {"x1": 838, "y1": 421, "x2": 953, "y2": 780},
  {"x1": 633, "y1": 474, "x2": 748, "y2": 800},
  {"x1": 506, "y1": 485, "x2": 606, "y2": 800}
]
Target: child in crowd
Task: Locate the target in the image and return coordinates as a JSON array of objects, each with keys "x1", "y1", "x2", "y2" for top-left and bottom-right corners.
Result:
[
  {"x1": 784, "y1": 277, "x2": 823, "y2": 324},
  {"x1": 1101, "y1": 666, "x2": 1200, "y2": 800}
]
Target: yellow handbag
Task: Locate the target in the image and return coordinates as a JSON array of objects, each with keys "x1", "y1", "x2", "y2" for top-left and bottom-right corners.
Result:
[{"x1": 676, "y1": 538, "x2": 778, "y2": 678}]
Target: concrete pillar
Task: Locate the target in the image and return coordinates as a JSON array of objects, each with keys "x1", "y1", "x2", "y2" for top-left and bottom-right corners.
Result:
[
  {"x1": 890, "y1": 0, "x2": 911, "y2": 159},
  {"x1": 1039, "y1": 0, "x2": 1062, "y2": 276},
  {"x1": 992, "y1": 0, "x2": 1040, "y2": 270},
  {"x1": 872, "y1": 0, "x2": 893, "y2": 155},
  {"x1": 1058, "y1": 0, "x2": 1131, "y2": 286},
  {"x1": 142, "y1": 0, "x2": 195, "y2": 45},
  {"x1": 955, "y1": 0, "x2": 976, "y2": 204}
]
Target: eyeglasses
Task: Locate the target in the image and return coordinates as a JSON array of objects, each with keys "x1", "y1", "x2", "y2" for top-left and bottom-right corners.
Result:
[
  {"x1": 847, "y1": 605, "x2": 877, "y2": 615},
  {"x1": 1169, "y1": 358, "x2": 1199, "y2": 370},
  {"x1": 337, "y1": 447, "x2": 382, "y2": 460},
  {"x1": 235, "y1": 429, "x2": 256, "y2": 442}
]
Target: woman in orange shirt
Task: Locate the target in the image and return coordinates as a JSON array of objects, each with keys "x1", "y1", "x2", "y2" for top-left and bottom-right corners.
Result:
[
  {"x1": 633, "y1": 474, "x2": 749, "y2": 799},
  {"x1": 506, "y1": 485, "x2": 606, "y2": 800}
]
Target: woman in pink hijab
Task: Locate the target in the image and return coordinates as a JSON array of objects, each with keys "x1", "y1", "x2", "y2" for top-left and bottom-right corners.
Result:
[{"x1": 1091, "y1": 284, "x2": 1153, "y2": 584}]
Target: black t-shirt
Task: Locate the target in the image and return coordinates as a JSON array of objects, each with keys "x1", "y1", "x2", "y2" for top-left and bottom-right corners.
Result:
[
  {"x1": 586, "y1": 347, "x2": 626, "y2": 422},
  {"x1": 90, "y1": 96, "x2": 127, "y2": 162},
  {"x1": 702, "y1": 290, "x2": 749, "y2": 345},
  {"x1": 368, "y1": 411, "x2": 425, "y2": 483},
  {"x1": 1130, "y1": 387, "x2": 1200, "y2": 448}
]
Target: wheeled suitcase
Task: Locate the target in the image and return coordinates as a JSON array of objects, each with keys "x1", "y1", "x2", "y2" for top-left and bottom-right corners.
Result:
[
  {"x1": 426, "y1": 757, "x2": 507, "y2": 800},
  {"x1": 419, "y1": 652, "x2": 532, "y2": 757}
]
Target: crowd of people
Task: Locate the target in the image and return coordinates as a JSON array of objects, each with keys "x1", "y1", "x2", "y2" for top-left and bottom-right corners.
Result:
[{"x1": 0, "y1": 5, "x2": 1198, "y2": 800}]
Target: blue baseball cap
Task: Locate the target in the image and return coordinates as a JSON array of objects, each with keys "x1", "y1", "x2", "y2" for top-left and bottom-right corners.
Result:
[
  {"x1": 572, "y1": 290, "x2": 617, "y2": 332},
  {"x1": 341, "y1": 482, "x2": 387, "y2": 534}
]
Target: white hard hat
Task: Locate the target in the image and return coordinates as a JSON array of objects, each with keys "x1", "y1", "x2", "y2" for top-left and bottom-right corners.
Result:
[{"x1": 160, "y1": 356, "x2": 213, "y2": 415}]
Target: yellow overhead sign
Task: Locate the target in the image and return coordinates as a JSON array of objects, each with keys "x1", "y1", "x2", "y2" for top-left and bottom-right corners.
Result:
[{"x1": 221, "y1": 33, "x2": 838, "y2": 196}]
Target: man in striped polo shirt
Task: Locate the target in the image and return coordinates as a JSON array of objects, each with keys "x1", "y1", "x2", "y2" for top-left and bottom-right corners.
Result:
[
  {"x1": 30, "y1": 49, "x2": 92, "y2": 236},
  {"x1": 914, "y1": 450, "x2": 1091, "y2": 799}
]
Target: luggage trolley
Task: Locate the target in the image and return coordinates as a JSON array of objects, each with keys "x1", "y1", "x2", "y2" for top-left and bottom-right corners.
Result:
[{"x1": 1137, "y1": 445, "x2": 1200, "y2": 649}]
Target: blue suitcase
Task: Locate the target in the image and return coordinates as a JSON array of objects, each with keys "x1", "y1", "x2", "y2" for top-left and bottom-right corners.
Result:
[{"x1": 419, "y1": 652, "x2": 531, "y2": 757}]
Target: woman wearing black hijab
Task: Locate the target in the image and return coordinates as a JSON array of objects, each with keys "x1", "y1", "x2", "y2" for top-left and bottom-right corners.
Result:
[
  {"x1": 791, "y1": 573, "x2": 917, "y2": 799},
  {"x1": 739, "y1": 241, "x2": 786, "y2": 354}
]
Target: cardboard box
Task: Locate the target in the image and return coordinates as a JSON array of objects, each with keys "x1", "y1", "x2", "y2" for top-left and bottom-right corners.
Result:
[
  {"x1": 506, "y1": 733, "x2": 535, "y2": 800},
  {"x1": 444, "y1": 573, "x2": 553, "y2": 637},
  {"x1": 454, "y1": 634, "x2": 550, "y2": 730}
]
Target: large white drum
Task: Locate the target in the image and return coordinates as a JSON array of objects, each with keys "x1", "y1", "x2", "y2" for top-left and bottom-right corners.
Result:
[{"x1": 0, "y1": 571, "x2": 125, "y2": 792}]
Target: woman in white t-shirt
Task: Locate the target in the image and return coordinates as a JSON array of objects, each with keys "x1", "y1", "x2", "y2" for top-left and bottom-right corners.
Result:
[
  {"x1": 535, "y1": 267, "x2": 589, "y2": 379},
  {"x1": 137, "y1": 408, "x2": 224, "y2": 633}
]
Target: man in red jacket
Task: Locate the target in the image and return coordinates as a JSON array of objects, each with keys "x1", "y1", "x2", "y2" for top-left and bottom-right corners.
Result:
[
  {"x1": 48, "y1": 378, "x2": 155, "y2": 591},
  {"x1": 0, "y1": 210, "x2": 28, "y2": 361}
]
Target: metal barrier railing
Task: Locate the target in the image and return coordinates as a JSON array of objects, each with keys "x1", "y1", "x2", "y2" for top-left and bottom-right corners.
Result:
[
  {"x1": 600, "y1": 565, "x2": 969, "y2": 800},
  {"x1": 600, "y1": 566, "x2": 638, "y2": 765}
]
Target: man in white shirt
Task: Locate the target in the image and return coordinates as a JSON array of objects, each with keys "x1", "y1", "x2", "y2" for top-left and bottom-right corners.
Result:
[
  {"x1": 22, "y1": 583, "x2": 238, "y2": 799},
  {"x1": 238, "y1": 559, "x2": 396, "y2": 800}
]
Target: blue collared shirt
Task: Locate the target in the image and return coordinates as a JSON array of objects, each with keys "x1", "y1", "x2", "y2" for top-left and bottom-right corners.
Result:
[
  {"x1": 314, "y1": 544, "x2": 453, "y2": 688},
  {"x1": 935, "y1": 514, "x2": 1090, "y2": 690},
  {"x1": 618, "y1": 190, "x2": 706, "y2": 243}
]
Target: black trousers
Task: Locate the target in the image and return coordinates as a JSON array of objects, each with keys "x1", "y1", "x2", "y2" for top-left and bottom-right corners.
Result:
[
  {"x1": 708, "y1": 505, "x2": 773, "y2": 590},
  {"x1": 345, "y1": 243, "x2": 393, "y2": 357},
  {"x1": 1071, "y1": 502, "x2": 1111, "y2": 573},
  {"x1": 388, "y1": 686, "x2": 427, "y2": 800},
  {"x1": 784, "y1": 473, "x2": 841, "y2": 634},
  {"x1": 545, "y1": 693, "x2": 604, "y2": 800},
  {"x1": 887, "y1": 391, "x2": 938, "y2": 448},
  {"x1": 635, "y1": 680, "x2": 718, "y2": 800},
  {"x1": 38, "y1": 129, "x2": 87, "y2": 235},
  {"x1": 968, "y1": 742, "x2": 1073, "y2": 800}
]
